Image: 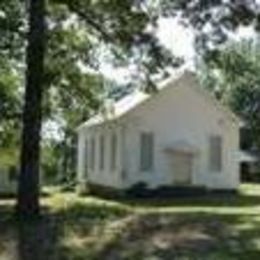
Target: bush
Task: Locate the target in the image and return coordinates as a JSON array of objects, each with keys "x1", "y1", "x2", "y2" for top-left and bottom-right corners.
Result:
[{"x1": 126, "y1": 182, "x2": 150, "y2": 198}]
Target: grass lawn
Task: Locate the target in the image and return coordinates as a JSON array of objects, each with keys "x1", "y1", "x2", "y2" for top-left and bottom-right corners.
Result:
[{"x1": 1, "y1": 184, "x2": 260, "y2": 259}]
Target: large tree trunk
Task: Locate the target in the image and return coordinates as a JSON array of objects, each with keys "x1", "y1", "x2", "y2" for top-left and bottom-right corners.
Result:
[{"x1": 17, "y1": 0, "x2": 46, "y2": 217}]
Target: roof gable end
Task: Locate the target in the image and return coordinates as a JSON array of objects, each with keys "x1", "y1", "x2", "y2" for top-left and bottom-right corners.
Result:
[{"x1": 77, "y1": 70, "x2": 240, "y2": 131}]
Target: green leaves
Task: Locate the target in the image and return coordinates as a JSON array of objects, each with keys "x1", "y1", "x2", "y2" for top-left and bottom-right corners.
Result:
[
  {"x1": 52, "y1": 0, "x2": 150, "y2": 44},
  {"x1": 201, "y1": 40, "x2": 260, "y2": 149},
  {"x1": 0, "y1": 55, "x2": 21, "y2": 149},
  {"x1": 158, "y1": 1, "x2": 260, "y2": 54},
  {"x1": 50, "y1": 0, "x2": 178, "y2": 84},
  {"x1": 0, "y1": 0, "x2": 26, "y2": 60}
]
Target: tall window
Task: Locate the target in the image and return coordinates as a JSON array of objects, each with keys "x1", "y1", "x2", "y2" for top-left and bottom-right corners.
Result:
[
  {"x1": 140, "y1": 132, "x2": 154, "y2": 172},
  {"x1": 91, "y1": 137, "x2": 95, "y2": 170},
  {"x1": 209, "y1": 135, "x2": 222, "y2": 172},
  {"x1": 110, "y1": 132, "x2": 117, "y2": 170},
  {"x1": 84, "y1": 139, "x2": 88, "y2": 174},
  {"x1": 87, "y1": 139, "x2": 91, "y2": 170},
  {"x1": 99, "y1": 135, "x2": 105, "y2": 170}
]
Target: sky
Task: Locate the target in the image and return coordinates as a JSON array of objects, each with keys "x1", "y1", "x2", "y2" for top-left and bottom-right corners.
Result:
[
  {"x1": 100, "y1": 17, "x2": 257, "y2": 84},
  {"x1": 100, "y1": 17, "x2": 195, "y2": 83},
  {"x1": 157, "y1": 18, "x2": 195, "y2": 66}
]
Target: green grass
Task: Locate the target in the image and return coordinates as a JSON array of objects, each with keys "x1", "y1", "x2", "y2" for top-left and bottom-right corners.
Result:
[{"x1": 1, "y1": 184, "x2": 260, "y2": 259}]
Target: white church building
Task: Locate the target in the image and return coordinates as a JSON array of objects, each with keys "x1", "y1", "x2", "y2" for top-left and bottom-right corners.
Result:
[{"x1": 77, "y1": 70, "x2": 240, "y2": 193}]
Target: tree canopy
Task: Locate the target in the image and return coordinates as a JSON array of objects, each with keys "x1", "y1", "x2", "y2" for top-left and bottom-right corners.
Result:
[
  {"x1": 1, "y1": 0, "x2": 260, "y2": 159},
  {"x1": 200, "y1": 40, "x2": 260, "y2": 150}
]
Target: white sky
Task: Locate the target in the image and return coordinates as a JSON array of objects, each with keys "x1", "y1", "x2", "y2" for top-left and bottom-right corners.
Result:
[
  {"x1": 235, "y1": 25, "x2": 257, "y2": 40},
  {"x1": 156, "y1": 18, "x2": 195, "y2": 65},
  {"x1": 100, "y1": 17, "x2": 195, "y2": 83},
  {"x1": 101, "y1": 17, "x2": 257, "y2": 84}
]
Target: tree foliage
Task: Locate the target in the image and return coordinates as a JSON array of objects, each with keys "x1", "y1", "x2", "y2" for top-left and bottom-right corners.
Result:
[
  {"x1": 159, "y1": 0, "x2": 260, "y2": 53},
  {"x1": 200, "y1": 40, "x2": 260, "y2": 150},
  {"x1": 0, "y1": 0, "x2": 24, "y2": 150},
  {"x1": 1, "y1": 0, "x2": 181, "y2": 183},
  {"x1": 2, "y1": 0, "x2": 260, "y2": 140}
]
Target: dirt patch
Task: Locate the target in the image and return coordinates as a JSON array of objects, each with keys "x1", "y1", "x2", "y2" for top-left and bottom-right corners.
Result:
[
  {"x1": 151, "y1": 228, "x2": 216, "y2": 251},
  {"x1": 99, "y1": 214, "x2": 234, "y2": 260}
]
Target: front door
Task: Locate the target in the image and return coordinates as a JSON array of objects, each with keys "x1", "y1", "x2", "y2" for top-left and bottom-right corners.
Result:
[{"x1": 172, "y1": 153, "x2": 193, "y2": 185}]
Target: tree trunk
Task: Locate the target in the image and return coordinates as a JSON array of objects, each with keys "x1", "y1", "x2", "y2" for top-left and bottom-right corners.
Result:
[{"x1": 17, "y1": 0, "x2": 46, "y2": 217}]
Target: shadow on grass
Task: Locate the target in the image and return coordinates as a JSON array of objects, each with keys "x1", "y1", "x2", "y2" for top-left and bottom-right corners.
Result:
[
  {"x1": 1, "y1": 192, "x2": 260, "y2": 260},
  {"x1": 59, "y1": 206, "x2": 260, "y2": 260},
  {"x1": 0, "y1": 191, "x2": 51, "y2": 200},
  {"x1": 0, "y1": 203, "x2": 62, "y2": 260},
  {"x1": 94, "y1": 192, "x2": 260, "y2": 209},
  {"x1": 17, "y1": 215, "x2": 61, "y2": 260},
  {"x1": 0, "y1": 201, "x2": 129, "y2": 260},
  {"x1": 53, "y1": 197, "x2": 260, "y2": 260}
]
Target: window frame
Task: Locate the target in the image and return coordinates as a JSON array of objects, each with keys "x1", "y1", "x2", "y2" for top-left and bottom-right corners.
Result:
[
  {"x1": 99, "y1": 134, "x2": 105, "y2": 170},
  {"x1": 209, "y1": 135, "x2": 223, "y2": 173},
  {"x1": 110, "y1": 132, "x2": 117, "y2": 171},
  {"x1": 140, "y1": 132, "x2": 154, "y2": 172},
  {"x1": 90, "y1": 136, "x2": 96, "y2": 171},
  {"x1": 84, "y1": 139, "x2": 88, "y2": 174}
]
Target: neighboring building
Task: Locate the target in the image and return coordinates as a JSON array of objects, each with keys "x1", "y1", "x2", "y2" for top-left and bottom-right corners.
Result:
[
  {"x1": 0, "y1": 150, "x2": 18, "y2": 195},
  {"x1": 239, "y1": 149, "x2": 259, "y2": 182},
  {"x1": 77, "y1": 70, "x2": 241, "y2": 193},
  {"x1": 239, "y1": 125, "x2": 260, "y2": 182},
  {"x1": 0, "y1": 167, "x2": 17, "y2": 195}
]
